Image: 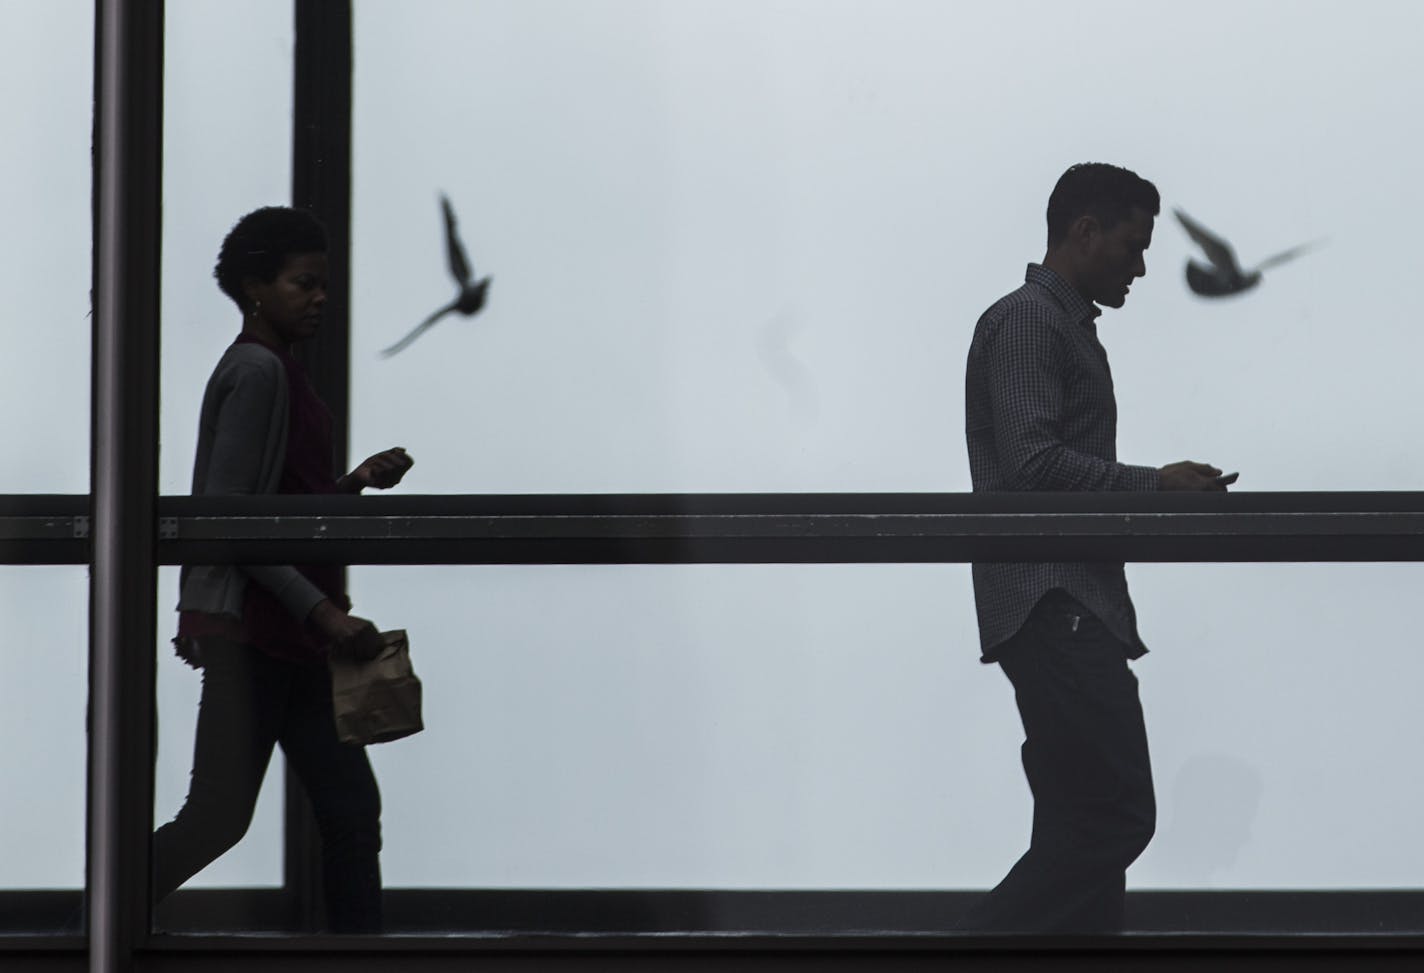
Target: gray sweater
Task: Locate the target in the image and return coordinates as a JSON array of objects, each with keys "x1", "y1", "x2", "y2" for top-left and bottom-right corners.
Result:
[{"x1": 176, "y1": 341, "x2": 328, "y2": 622}]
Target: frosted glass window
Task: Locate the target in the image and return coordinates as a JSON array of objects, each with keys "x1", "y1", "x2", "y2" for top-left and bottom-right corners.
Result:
[
  {"x1": 351, "y1": 0, "x2": 1422, "y2": 493},
  {"x1": 0, "y1": 568, "x2": 89, "y2": 893},
  {"x1": 154, "y1": 0, "x2": 295, "y2": 898},
  {"x1": 349, "y1": 563, "x2": 1424, "y2": 892},
  {"x1": 0, "y1": 0, "x2": 92, "y2": 494}
]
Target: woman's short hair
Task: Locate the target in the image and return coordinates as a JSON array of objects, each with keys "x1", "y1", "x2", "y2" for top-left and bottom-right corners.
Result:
[
  {"x1": 1046, "y1": 163, "x2": 1160, "y2": 247},
  {"x1": 214, "y1": 206, "x2": 328, "y2": 311}
]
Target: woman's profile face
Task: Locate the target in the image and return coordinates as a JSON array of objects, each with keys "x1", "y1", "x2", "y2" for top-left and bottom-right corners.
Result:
[{"x1": 246, "y1": 251, "x2": 329, "y2": 347}]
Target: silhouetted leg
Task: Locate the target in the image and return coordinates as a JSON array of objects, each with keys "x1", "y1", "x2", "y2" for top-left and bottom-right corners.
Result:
[
  {"x1": 278, "y1": 662, "x2": 383, "y2": 933},
  {"x1": 153, "y1": 639, "x2": 287, "y2": 902},
  {"x1": 958, "y1": 598, "x2": 1155, "y2": 933}
]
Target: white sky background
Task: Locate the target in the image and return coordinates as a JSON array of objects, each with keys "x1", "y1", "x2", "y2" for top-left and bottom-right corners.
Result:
[{"x1": 6, "y1": 0, "x2": 1424, "y2": 898}]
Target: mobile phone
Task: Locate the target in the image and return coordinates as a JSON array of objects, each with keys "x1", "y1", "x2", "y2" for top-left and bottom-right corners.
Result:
[{"x1": 1214, "y1": 472, "x2": 1239, "y2": 486}]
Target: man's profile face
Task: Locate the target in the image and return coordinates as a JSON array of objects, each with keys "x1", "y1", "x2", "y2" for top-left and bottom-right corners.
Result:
[{"x1": 1083, "y1": 207, "x2": 1154, "y2": 309}]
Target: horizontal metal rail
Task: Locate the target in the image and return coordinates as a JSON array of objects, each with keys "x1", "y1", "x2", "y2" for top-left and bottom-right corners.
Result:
[
  {"x1": 0, "y1": 496, "x2": 91, "y2": 564},
  {"x1": 10, "y1": 493, "x2": 1424, "y2": 564}
]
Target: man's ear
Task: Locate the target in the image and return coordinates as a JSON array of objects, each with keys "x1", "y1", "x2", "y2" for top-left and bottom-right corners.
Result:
[{"x1": 1070, "y1": 214, "x2": 1101, "y2": 253}]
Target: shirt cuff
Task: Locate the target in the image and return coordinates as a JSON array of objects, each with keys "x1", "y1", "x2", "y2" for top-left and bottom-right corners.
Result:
[{"x1": 1120, "y1": 464, "x2": 1161, "y2": 492}]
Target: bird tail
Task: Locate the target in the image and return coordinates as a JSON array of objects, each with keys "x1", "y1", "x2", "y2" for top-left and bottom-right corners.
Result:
[{"x1": 379, "y1": 304, "x2": 453, "y2": 358}]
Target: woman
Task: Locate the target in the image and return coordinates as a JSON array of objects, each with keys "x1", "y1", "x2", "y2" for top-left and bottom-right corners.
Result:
[{"x1": 153, "y1": 206, "x2": 413, "y2": 933}]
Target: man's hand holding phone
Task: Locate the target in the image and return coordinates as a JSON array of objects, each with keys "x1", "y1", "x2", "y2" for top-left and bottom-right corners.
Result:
[{"x1": 1158, "y1": 461, "x2": 1237, "y2": 491}]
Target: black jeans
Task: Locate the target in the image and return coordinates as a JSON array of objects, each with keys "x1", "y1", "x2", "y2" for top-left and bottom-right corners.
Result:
[
  {"x1": 958, "y1": 590, "x2": 1156, "y2": 934},
  {"x1": 153, "y1": 638, "x2": 383, "y2": 933}
]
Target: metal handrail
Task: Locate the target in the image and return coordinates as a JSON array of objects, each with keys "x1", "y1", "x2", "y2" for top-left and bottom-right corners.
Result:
[{"x1": 9, "y1": 493, "x2": 1424, "y2": 564}]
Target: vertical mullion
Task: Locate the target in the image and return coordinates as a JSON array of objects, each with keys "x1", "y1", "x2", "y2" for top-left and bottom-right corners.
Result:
[
  {"x1": 287, "y1": 0, "x2": 354, "y2": 934},
  {"x1": 90, "y1": 0, "x2": 164, "y2": 969},
  {"x1": 292, "y1": 0, "x2": 353, "y2": 454}
]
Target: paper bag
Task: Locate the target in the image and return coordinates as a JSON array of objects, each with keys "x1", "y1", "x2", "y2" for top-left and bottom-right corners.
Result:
[{"x1": 329, "y1": 629, "x2": 423, "y2": 745}]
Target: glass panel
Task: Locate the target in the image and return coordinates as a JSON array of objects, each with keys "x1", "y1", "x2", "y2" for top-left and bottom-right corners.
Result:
[
  {"x1": 0, "y1": 0, "x2": 91, "y2": 494},
  {"x1": 1130, "y1": 563, "x2": 1424, "y2": 892},
  {"x1": 350, "y1": 564, "x2": 983, "y2": 890},
  {"x1": 351, "y1": 0, "x2": 1424, "y2": 494},
  {"x1": 160, "y1": 0, "x2": 295, "y2": 495},
  {"x1": 345, "y1": 562, "x2": 1424, "y2": 932},
  {"x1": 0, "y1": 567, "x2": 88, "y2": 933},
  {"x1": 332, "y1": 0, "x2": 1424, "y2": 939},
  {"x1": 154, "y1": 0, "x2": 294, "y2": 932},
  {"x1": 0, "y1": 0, "x2": 90, "y2": 936}
]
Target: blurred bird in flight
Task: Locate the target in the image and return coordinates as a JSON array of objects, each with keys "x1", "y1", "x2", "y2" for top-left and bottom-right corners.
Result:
[
  {"x1": 381, "y1": 193, "x2": 491, "y2": 357},
  {"x1": 1174, "y1": 208, "x2": 1320, "y2": 298}
]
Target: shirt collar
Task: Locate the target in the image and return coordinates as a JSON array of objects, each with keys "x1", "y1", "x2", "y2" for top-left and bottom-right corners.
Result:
[{"x1": 1025, "y1": 263, "x2": 1100, "y2": 328}]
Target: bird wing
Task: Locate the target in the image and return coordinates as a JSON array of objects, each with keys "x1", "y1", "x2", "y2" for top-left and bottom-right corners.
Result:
[
  {"x1": 1174, "y1": 209, "x2": 1243, "y2": 275},
  {"x1": 440, "y1": 193, "x2": 474, "y2": 286},
  {"x1": 1252, "y1": 239, "x2": 1324, "y2": 273},
  {"x1": 380, "y1": 301, "x2": 457, "y2": 358}
]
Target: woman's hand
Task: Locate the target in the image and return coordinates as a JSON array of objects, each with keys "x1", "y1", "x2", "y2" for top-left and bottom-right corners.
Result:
[
  {"x1": 339, "y1": 446, "x2": 413, "y2": 493},
  {"x1": 308, "y1": 599, "x2": 384, "y2": 661}
]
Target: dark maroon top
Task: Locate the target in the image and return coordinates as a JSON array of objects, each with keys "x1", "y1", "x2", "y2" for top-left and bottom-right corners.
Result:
[{"x1": 177, "y1": 334, "x2": 349, "y2": 667}]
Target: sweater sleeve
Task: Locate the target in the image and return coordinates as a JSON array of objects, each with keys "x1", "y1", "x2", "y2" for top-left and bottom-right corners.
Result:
[{"x1": 200, "y1": 356, "x2": 329, "y2": 621}]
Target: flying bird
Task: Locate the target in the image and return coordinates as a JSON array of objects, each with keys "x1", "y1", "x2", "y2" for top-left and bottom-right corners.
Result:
[
  {"x1": 381, "y1": 193, "x2": 491, "y2": 357},
  {"x1": 1174, "y1": 208, "x2": 1319, "y2": 298}
]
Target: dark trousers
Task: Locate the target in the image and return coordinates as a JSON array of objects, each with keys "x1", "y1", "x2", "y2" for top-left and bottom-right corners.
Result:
[
  {"x1": 153, "y1": 638, "x2": 383, "y2": 933},
  {"x1": 958, "y1": 591, "x2": 1156, "y2": 933}
]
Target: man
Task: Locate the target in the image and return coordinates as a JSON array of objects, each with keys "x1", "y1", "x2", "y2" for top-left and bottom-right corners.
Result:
[{"x1": 959, "y1": 163, "x2": 1231, "y2": 933}]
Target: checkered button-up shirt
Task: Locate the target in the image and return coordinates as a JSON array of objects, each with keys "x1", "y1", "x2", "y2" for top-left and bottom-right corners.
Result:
[{"x1": 964, "y1": 264, "x2": 1160, "y2": 661}]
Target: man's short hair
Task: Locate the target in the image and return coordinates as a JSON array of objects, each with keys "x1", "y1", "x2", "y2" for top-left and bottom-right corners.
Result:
[
  {"x1": 214, "y1": 206, "x2": 328, "y2": 312},
  {"x1": 1046, "y1": 163, "x2": 1160, "y2": 247}
]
